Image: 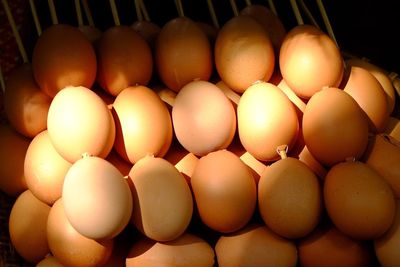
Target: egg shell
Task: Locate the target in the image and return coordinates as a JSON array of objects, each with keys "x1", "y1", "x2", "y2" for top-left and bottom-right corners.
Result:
[
  {"x1": 32, "y1": 24, "x2": 97, "y2": 98},
  {"x1": 374, "y1": 198, "x2": 400, "y2": 267},
  {"x1": 215, "y1": 15, "x2": 275, "y2": 93},
  {"x1": 47, "y1": 86, "x2": 115, "y2": 163},
  {"x1": 47, "y1": 199, "x2": 114, "y2": 267},
  {"x1": 172, "y1": 80, "x2": 236, "y2": 156},
  {"x1": 36, "y1": 256, "x2": 64, "y2": 267},
  {"x1": 24, "y1": 130, "x2": 72, "y2": 205},
  {"x1": 8, "y1": 190, "x2": 50, "y2": 264},
  {"x1": 112, "y1": 85, "x2": 172, "y2": 164},
  {"x1": 126, "y1": 233, "x2": 215, "y2": 267},
  {"x1": 279, "y1": 24, "x2": 344, "y2": 99},
  {"x1": 298, "y1": 224, "x2": 373, "y2": 267},
  {"x1": 237, "y1": 82, "x2": 299, "y2": 162},
  {"x1": 96, "y1": 25, "x2": 153, "y2": 96},
  {"x1": 0, "y1": 124, "x2": 29, "y2": 196},
  {"x1": 3, "y1": 63, "x2": 51, "y2": 138},
  {"x1": 258, "y1": 157, "x2": 323, "y2": 239},
  {"x1": 155, "y1": 16, "x2": 213, "y2": 92},
  {"x1": 215, "y1": 224, "x2": 298, "y2": 267},
  {"x1": 302, "y1": 87, "x2": 369, "y2": 166},
  {"x1": 62, "y1": 156, "x2": 133, "y2": 240},
  {"x1": 342, "y1": 65, "x2": 389, "y2": 133},
  {"x1": 191, "y1": 149, "x2": 256, "y2": 233},
  {"x1": 324, "y1": 161, "x2": 396, "y2": 240},
  {"x1": 128, "y1": 156, "x2": 193, "y2": 241}
]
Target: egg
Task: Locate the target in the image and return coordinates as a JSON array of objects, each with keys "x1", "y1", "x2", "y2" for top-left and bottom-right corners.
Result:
[
  {"x1": 324, "y1": 161, "x2": 396, "y2": 240},
  {"x1": 237, "y1": 81, "x2": 299, "y2": 162},
  {"x1": 191, "y1": 149, "x2": 256, "y2": 233},
  {"x1": 62, "y1": 156, "x2": 133, "y2": 240},
  {"x1": 374, "y1": 199, "x2": 400, "y2": 267},
  {"x1": 172, "y1": 80, "x2": 236, "y2": 156},
  {"x1": 363, "y1": 134, "x2": 400, "y2": 197},
  {"x1": 24, "y1": 130, "x2": 72, "y2": 205},
  {"x1": 279, "y1": 24, "x2": 344, "y2": 99},
  {"x1": 155, "y1": 16, "x2": 213, "y2": 92},
  {"x1": 258, "y1": 156, "x2": 323, "y2": 239},
  {"x1": 36, "y1": 256, "x2": 64, "y2": 267},
  {"x1": 342, "y1": 65, "x2": 389, "y2": 133},
  {"x1": 215, "y1": 15, "x2": 275, "y2": 93},
  {"x1": 298, "y1": 224, "x2": 373, "y2": 267},
  {"x1": 302, "y1": 87, "x2": 369, "y2": 166},
  {"x1": 0, "y1": 124, "x2": 29, "y2": 196},
  {"x1": 8, "y1": 190, "x2": 50, "y2": 264},
  {"x1": 215, "y1": 224, "x2": 298, "y2": 267},
  {"x1": 32, "y1": 24, "x2": 97, "y2": 98},
  {"x1": 47, "y1": 198, "x2": 114, "y2": 267},
  {"x1": 96, "y1": 25, "x2": 153, "y2": 96},
  {"x1": 112, "y1": 85, "x2": 172, "y2": 164},
  {"x1": 126, "y1": 233, "x2": 215, "y2": 267},
  {"x1": 47, "y1": 86, "x2": 115, "y2": 163},
  {"x1": 3, "y1": 63, "x2": 51, "y2": 138},
  {"x1": 128, "y1": 155, "x2": 193, "y2": 241}
]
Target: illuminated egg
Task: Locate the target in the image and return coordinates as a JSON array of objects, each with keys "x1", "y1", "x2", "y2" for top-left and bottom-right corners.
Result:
[
  {"x1": 0, "y1": 124, "x2": 29, "y2": 196},
  {"x1": 96, "y1": 25, "x2": 153, "y2": 96},
  {"x1": 112, "y1": 85, "x2": 172, "y2": 164},
  {"x1": 155, "y1": 16, "x2": 213, "y2": 92},
  {"x1": 9, "y1": 190, "x2": 50, "y2": 264},
  {"x1": 302, "y1": 87, "x2": 369, "y2": 166},
  {"x1": 62, "y1": 156, "x2": 133, "y2": 240},
  {"x1": 47, "y1": 86, "x2": 115, "y2": 163},
  {"x1": 215, "y1": 15, "x2": 275, "y2": 93},
  {"x1": 172, "y1": 80, "x2": 236, "y2": 156},
  {"x1": 32, "y1": 24, "x2": 97, "y2": 98},
  {"x1": 24, "y1": 130, "x2": 72, "y2": 205},
  {"x1": 47, "y1": 199, "x2": 114, "y2": 267},
  {"x1": 128, "y1": 156, "x2": 193, "y2": 242},
  {"x1": 3, "y1": 63, "x2": 51, "y2": 138},
  {"x1": 279, "y1": 24, "x2": 344, "y2": 99},
  {"x1": 237, "y1": 82, "x2": 299, "y2": 162}
]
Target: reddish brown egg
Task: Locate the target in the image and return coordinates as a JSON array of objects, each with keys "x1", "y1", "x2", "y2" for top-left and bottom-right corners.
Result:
[
  {"x1": 96, "y1": 25, "x2": 153, "y2": 96},
  {"x1": 32, "y1": 24, "x2": 97, "y2": 98}
]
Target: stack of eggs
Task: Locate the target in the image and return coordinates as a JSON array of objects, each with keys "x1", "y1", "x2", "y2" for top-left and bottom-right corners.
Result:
[{"x1": 1, "y1": 3, "x2": 400, "y2": 267}]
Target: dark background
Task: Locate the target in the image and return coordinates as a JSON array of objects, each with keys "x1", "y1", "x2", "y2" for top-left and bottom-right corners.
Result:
[{"x1": 30, "y1": 0, "x2": 400, "y2": 74}]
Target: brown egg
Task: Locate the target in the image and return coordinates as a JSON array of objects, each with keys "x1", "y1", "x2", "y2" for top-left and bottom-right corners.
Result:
[
  {"x1": 342, "y1": 66, "x2": 389, "y2": 133},
  {"x1": 32, "y1": 24, "x2": 97, "y2": 98},
  {"x1": 298, "y1": 224, "x2": 373, "y2": 267},
  {"x1": 215, "y1": 15, "x2": 275, "y2": 93},
  {"x1": 363, "y1": 134, "x2": 400, "y2": 197},
  {"x1": 155, "y1": 16, "x2": 213, "y2": 92},
  {"x1": 384, "y1": 116, "x2": 400, "y2": 140},
  {"x1": 47, "y1": 86, "x2": 115, "y2": 163},
  {"x1": 191, "y1": 150, "x2": 256, "y2": 233},
  {"x1": 36, "y1": 255, "x2": 64, "y2": 267},
  {"x1": 3, "y1": 63, "x2": 51, "y2": 138},
  {"x1": 215, "y1": 224, "x2": 298, "y2": 267},
  {"x1": 24, "y1": 130, "x2": 72, "y2": 205},
  {"x1": 324, "y1": 161, "x2": 396, "y2": 240},
  {"x1": 9, "y1": 190, "x2": 50, "y2": 264},
  {"x1": 237, "y1": 82, "x2": 299, "y2": 162},
  {"x1": 47, "y1": 199, "x2": 114, "y2": 267},
  {"x1": 172, "y1": 80, "x2": 236, "y2": 156},
  {"x1": 279, "y1": 24, "x2": 344, "y2": 99},
  {"x1": 374, "y1": 198, "x2": 400, "y2": 267},
  {"x1": 128, "y1": 156, "x2": 193, "y2": 241},
  {"x1": 240, "y1": 4, "x2": 286, "y2": 55},
  {"x1": 96, "y1": 25, "x2": 153, "y2": 96},
  {"x1": 62, "y1": 156, "x2": 133, "y2": 239},
  {"x1": 126, "y1": 233, "x2": 215, "y2": 267},
  {"x1": 0, "y1": 124, "x2": 29, "y2": 196},
  {"x1": 346, "y1": 57, "x2": 396, "y2": 115},
  {"x1": 112, "y1": 85, "x2": 172, "y2": 164},
  {"x1": 258, "y1": 156, "x2": 323, "y2": 239},
  {"x1": 131, "y1": 20, "x2": 161, "y2": 48},
  {"x1": 302, "y1": 87, "x2": 369, "y2": 166}
]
